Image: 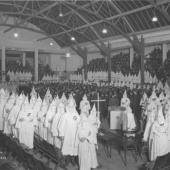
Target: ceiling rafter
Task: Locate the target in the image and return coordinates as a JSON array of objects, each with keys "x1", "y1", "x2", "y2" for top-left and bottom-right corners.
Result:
[
  {"x1": 109, "y1": 1, "x2": 135, "y2": 32},
  {"x1": 20, "y1": 0, "x2": 29, "y2": 14},
  {"x1": 48, "y1": 1, "x2": 134, "y2": 45},
  {"x1": 3, "y1": 1, "x2": 59, "y2": 33},
  {"x1": 145, "y1": 0, "x2": 170, "y2": 22},
  {"x1": 37, "y1": 0, "x2": 169, "y2": 40},
  {"x1": 52, "y1": 1, "x2": 96, "y2": 23},
  {"x1": 63, "y1": 2, "x2": 101, "y2": 40},
  {"x1": 0, "y1": 23, "x2": 47, "y2": 35}
]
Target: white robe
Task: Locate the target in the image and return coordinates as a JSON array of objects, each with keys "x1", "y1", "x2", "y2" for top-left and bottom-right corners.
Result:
[
  {"x1": 44, "y1": 100, "x2": 57, "y2": 144},
  {"x1": 3, "y1": 96, "x2": 16, "y2": 134},
  {"x1": 51, "y1": 103, "x2": 65, "y2": 148},
  {"x1": 0, "y1": 95, "x2": 9, "y2": 130},
  {"x1": 121, "y1": 107, "x2": 136, "y2": 132},
  {"x1": 165, "y1": 107, "x2": 170, "y2": 152},
  {"x1": 8, "y1": 96, "x2": 25, "y2": 138},
  {"x1": 37, "y1": 100, "x2": 49, "y2": 139},
  {"x1": 32, "y1": 97, "x2": 42, "y2": 134},
  {"x1": 149, "y1": 121, "x2": 168, "y2": 161},
  {"x1": 58, "y1": 106, "x2": 80, "y2": 156},
  {"x1": 76, "y1": 115, "x2": 98, "y2": 170},
  {"x1": 15, "y1": 100, "x2": 31, "y2": 144}
]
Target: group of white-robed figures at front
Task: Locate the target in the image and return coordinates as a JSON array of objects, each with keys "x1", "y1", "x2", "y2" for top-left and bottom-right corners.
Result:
[
  {"x1": 141, "y1": 88, "x2": 170, "y2": 161},
  {"x1": 119, "y1": 87, "x2": 170, "y2": 162},
  {"x1": 0, "y1": 87, "x2": 100, "y2": 170}
]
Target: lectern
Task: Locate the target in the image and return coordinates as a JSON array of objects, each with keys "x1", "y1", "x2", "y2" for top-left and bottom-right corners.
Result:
[{"x1": 108, "y1": 106, "x2": 125, "y2": 130}]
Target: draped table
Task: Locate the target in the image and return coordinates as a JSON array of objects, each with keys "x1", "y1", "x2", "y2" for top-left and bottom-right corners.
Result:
[{"x1": 108, "y1": 106, "x2": 125, "y2": 130}]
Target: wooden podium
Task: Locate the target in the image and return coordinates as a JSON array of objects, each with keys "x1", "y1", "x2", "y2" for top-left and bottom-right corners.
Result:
[{"x1": 108, "y1": 106, "x2": 125, "y2": 130}]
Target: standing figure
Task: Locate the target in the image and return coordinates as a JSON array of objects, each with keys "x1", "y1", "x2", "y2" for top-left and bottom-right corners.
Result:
[
  {"x1": 79, "y1": 94, "x2": 91, "y2": 114},
  {"x1": 143, "y1": 103, "x2": 157, "y2": 142},
  {"x1": 149, "y1": 106, "x2": 168, "y2": 161},
  {"x1": 58, "y1": 96, "x2": 80, "y2": 156},
  {"x1": 3, "y1": 92, "x2": 16, "y2": 134},
  {"x1": 76, "y1": 104, "x2": 98, "y2": 170}
]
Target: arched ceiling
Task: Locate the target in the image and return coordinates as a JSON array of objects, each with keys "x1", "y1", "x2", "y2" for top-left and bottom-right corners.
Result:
[{"x1": 0, "y1": 0, "x2": 170, "y2": 48}]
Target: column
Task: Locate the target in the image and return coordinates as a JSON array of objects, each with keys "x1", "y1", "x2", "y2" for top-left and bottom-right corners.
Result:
[
  {"x1": 108, "y1": 53, "x2": 111, "y2": 83},
  {"x1": 83, "y1": 55, "x2": 87, "y2": 81},
  {"x1": 162, "y1": 43, "x2": 167, "y2": 63},
  {"x1": 130, "y1": 47, "x2": 134, "y2": 68},
  {"x1": 140, "y1": 37, "x2": 145, "y2": 85},
  {"x1": 47, "y1": 54, "x2": 51, "y2": 66},
  {"x1": 1, "y1": 46, "x2": 6, "y2": 81},
  {"x1": 34, "y1": 48, "x2": 38, "y2": 81},
  {"x1": 22, "y1": 52, "x2": 26, "y2": 67}
]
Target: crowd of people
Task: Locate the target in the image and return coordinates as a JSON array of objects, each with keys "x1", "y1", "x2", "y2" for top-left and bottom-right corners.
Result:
[
  {"x1": 73, "y1": 48, "x2": 170, "y2": 85},
  {"x1": 0, "y1": 84, "x2": 101, "y2": 170},
  {"x1": 141, "y1": 87, "x2": 170, "y2": 161},
  {"x1": 0, "y1": 77, "x2": 169, "y2": 168},
  {"x1": 7, "y1": 71, "x2": 32, "y2": 81}
]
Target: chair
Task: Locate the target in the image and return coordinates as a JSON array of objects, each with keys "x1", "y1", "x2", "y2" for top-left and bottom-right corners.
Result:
[
  {"x1": 121, "y1": 129, "x2": 139, "y2": 166},
  {"x1": 140, "y1": 141, "x2": 149, "y2": 160}
]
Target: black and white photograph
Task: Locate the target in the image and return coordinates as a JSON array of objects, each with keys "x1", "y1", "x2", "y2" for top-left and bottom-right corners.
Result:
[{"x1": 0, "y1": 0, "x2": 169, "y2": 170}]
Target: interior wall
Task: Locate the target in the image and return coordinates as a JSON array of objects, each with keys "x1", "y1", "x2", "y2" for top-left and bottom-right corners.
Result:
[{"x1": 50, "y1": 53, "x2": 83, "y2": 72}]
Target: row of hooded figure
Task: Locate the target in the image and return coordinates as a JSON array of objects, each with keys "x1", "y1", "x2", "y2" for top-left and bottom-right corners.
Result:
[
  {"x1": 7, "y1": 71, "x2": 32, "y2": 81},
  {"x1": 87, "y1": 70, "x2": 158, "y2": 84},
  {"x1": 141, "y1": 89, "x2": 170, "y2": 161},
  {"x1": 70, "y1": 73, "x2": 83, "y2": 82},
  {"x1": 0, "y1": 87, "x2": 100, "y2": 170},
  {"x1": 42, "y1": 74, "x2": 59, "y2": 81}
]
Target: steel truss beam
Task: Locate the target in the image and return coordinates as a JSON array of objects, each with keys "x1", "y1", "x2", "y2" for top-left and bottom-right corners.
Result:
[
  {"x1": 38, "y1": 0, "x2": 169, "y2": 42},
  {"x1": 3, "y1": 1, "x2": 59, "y2": 33}
]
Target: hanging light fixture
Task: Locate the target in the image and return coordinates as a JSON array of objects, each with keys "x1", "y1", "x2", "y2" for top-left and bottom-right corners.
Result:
[
  {"x1": 152, "y1": 2, "x2": 158, "y2": 22},
  {"x1": 59, "y1": 3, "x2": 63, "y2": 17},
  {"x1": 71, "y1": 36, "x2": 75, "y2": 41},
  {"x1": 50, "y1": 42, "x2": 53, "y2": 46},
  {"x1": 66, "y1": 52, "x2": 71, "y2": 58},
  {"x1": 59, "y1": 12, "x2": 63, "y2": 17},
  {"x1": 152, "y1": 15, "x2": 158, "y2": 22},
  {"x1": 102, "y1": 28, "x2": 108, "y2": 34},
  {"x1": 13, "y1": 30, "x2": 19, "y2": 38}
]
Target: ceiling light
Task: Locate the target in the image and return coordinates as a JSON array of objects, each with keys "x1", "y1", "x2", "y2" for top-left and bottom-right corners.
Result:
[
  {"x1": 66, "y1": 52, "x2": 71, "y2": 58},
  {"x1": 59, "y1": 12, "x2": 63, "y2": 17},
  {"x1": 102, "y1": 28, "x2": 107, "y2": 34},
  {"x1": 14, "y1": 32, "x2": 19, "y2": 38},
  {"x1": 50, "y1": 42, "x2": 53, "y2": 46},
  {"x1": 71, "y1": 36, "x2": 75, "y2": 41},
  {"x1": 152, "y1": 16, "x2": 158, "y2": 22}
]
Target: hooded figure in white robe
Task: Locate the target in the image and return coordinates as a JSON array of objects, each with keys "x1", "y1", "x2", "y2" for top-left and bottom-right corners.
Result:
[
  {"x1": 33, "y1": 95, "x2": 42, "y2": 134},
  {"x1": 15, "y1": 96, "x2": 34, "y2": 148},
  {"x1": 0, "y1": 88, "x2": 9, "y2": 130},
  {"x1": 44, "y1": 97, "x2": 58, "y2": 144},
  {"x1": 120, "y1": 91, "x2": 136, "y2": 132},
  {"x1": 58, "y1": 97, "x2": 80, "y2": 156},
  {"x1": 87, "y1": 104, "x2": 99, "y2": 168},
  {"x1": 8, "y1": 93, "x2": 25, "y2": 138},
  {"x1": 3, "y1": 92, "x2": 16, "y2": 134},
  {"x1": 37, "y1": 96, "x2": 50, "y2": 139},
  {"x1": 143, "y1": 103, "x2": 157, "y2": 142},
  {"x1": 51, "y1": 101, "x2": 65, "y2": 148},
  {"x1": 76, "y1": 105, "x2": 98, "y2": 170},
  {"x1": 164, "y1": 102, "x2": 170, "y2": 152},
  {"x1": 149, "y1": 106, "x2": 168, "y2": 161},
  {"x1": 42, "y1": 89, "x2": 52, "y2": 140},
  {"x1": 19, "y1": 94, "x2": 37, "y2": 149},
  {"x1": 79, "y1": 94, "x2": 91, "y2": 114},
  {"x1": 121, "y1": 106, "x2": 136, "y2": 134}
]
